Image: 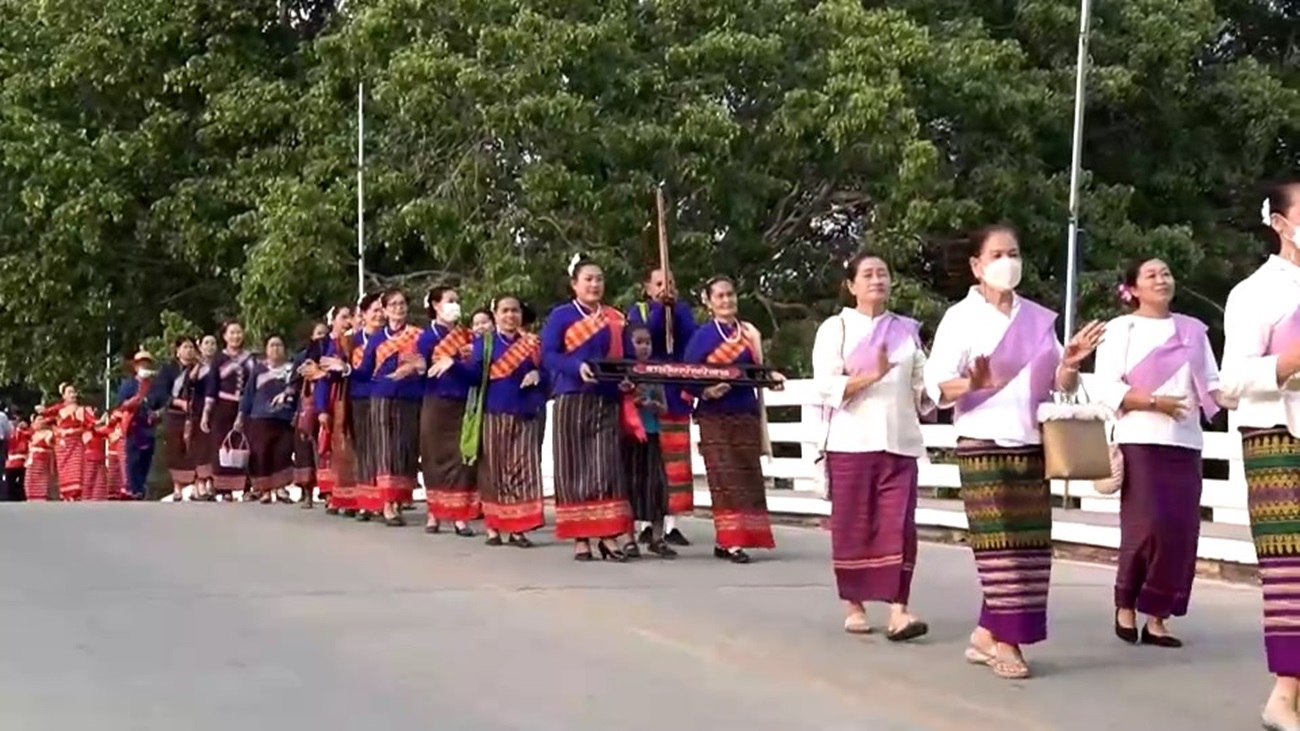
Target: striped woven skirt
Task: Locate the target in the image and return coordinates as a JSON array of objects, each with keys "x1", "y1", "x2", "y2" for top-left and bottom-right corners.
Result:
[
  {"x1": 551, "y1": 392, "x2": 633, "y2": 540},
  {"x1": 827, "y1": 451, "x2": 918, "y2": 605},
  {"x1": 164, "y1": 410, "x2": 195, "y2": 486},
  {"x1": 697, "y1": 411, "x2": 774, "y2": 549},
  {"x1": 26, "y1": 453, "x2": 51, "y2": 501},
  {"x1": 106, "y1": 448, "x2": 126, "y2": 498},
  {"x1": 420, "y1": 395, "x2": 479, "y2": 521},
  {"x1": 956, "y1": 439, "x2": 1052, "y2": 645},
  {"x1": 209, "y1": 400, "x2": 245, "y2": 493},
  {"x1": 247, "y1": 417, "x2": 294, "y2": 494},
  {"x1": 659, "y1": 413, "x2": 694, "y2": 514},
  {"x1": 1114, "y1": 443, "x2": 1202, "y2": 618},
  {"x1": 351, "y1": 398, "x2": 378, "y2": 511},
  {"x1": 480, "y1": 412, "x2": 544, "y2": 534},
  {"x1": 190, "y1": 411, "x2": 213, "y2": 481},
  {"x1": 54, "y1": 431, "x2": 85, "y2": 500},
  {"x1": 81, "y1": 449, "x2": 109, "y2": 501},
  {"x1": 622, "y1": 434, "x2": 668, "y2": 523},
  {"x1": 371, "y1": 397, "x2": 419, "y2": 506},
  {"x1": 320, "y1": 396, "x2": 357, "y2": 510},
  {"x1": 1241, "y1": 426, "x2": 1300, "y2": 675}
]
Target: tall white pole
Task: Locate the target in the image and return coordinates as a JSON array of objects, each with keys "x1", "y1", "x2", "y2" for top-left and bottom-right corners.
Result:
[
  {"x1": 104, "y1": 302, "x2": 112, "y2": 411},
  {"x1": 1062, "y1": 0, "x2": 1094, "y2": 345},
  {"x1": 356, "y1": 82, "x2": 366, "y2": 299}
]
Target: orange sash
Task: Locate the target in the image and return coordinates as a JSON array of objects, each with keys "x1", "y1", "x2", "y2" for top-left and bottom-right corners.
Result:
[
  {"x1": 704, "y1": 326, "x2": 757, "y2": 365},
  {"x1": 489, "y1": 333, "x2": 542, "y2": 380},
  {"x1": 562, "y1": 305, "x2": 625, "y2": 359},
  {"x1": 433, "y1": 326, "x2": 473, "y2": 361},
  {"x1": 374, "y1": 325, "x2": 421, "y2": 371}
]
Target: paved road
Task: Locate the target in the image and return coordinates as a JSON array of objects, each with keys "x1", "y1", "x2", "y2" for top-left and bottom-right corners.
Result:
[{"x1": 0, "y1": 503, "x2": 1269, "y2": 731}]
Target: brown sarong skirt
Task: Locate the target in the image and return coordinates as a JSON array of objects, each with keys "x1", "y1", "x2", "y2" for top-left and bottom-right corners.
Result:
[
  {"x1": 372, "y1": 397, "x2": 419, "y2": 505},
  {"x1": 163, "y1": 410, "x2": 195, "y2": 486},
  {"x1": 480, "y1": 412, "x2": 544, "y2": 534},
  {"x1": 209, "y1": 400, "x2": 245, "y2": 493},
  {"x1": 551, "y1": 392, "x2": 633, "y2": 539},
  {"x1": 421, "y1": 395, "x2": 480, "y2": 522},
  {"x1": 696, "y1": 410, "x2": 774, "y2": 550},
  {"x1": 247, "y1": 417, "x2": 294, "y2": 494}
]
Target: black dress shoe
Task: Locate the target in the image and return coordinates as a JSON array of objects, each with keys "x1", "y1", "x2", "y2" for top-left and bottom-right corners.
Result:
[
  {"x1": 637, "y1": 526, "x2": 653, "y2": 544},
  {"x1": 1114, "y1": 612, "x2": 1139, "y2": 644},
  {"x1": 1140, "y1": 626, "x2": 1183, "y2": 648}
]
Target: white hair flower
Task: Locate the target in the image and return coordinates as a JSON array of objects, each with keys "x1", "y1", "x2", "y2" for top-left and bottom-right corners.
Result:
[
  {"x1": 567, "y1": 253, "x2": 584, "y2": 277},
  {"x1": 325, "y1": 306, "x2": 337, "y2": 324},
  {"x1": 1263, "y1": 198, "x2": 1273, "y2": 226},
  {"x1": 423, "y1": 291, "x2": 433, "y2": 310}
]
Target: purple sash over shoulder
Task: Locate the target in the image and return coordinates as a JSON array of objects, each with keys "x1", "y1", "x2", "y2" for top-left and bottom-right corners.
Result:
[
  {"x1": 845, "y1": 313, "x2": 922, "y2": 376},
  {"x1": 1267, "y1": 306, "x2": 1300, "y2": 357},
  {"x1": 1125, "y1": 314, "x2": 1218, "y2": 420},
  {"x1": 955, "y1": 299, "x2": 1058, "y2": 420}
]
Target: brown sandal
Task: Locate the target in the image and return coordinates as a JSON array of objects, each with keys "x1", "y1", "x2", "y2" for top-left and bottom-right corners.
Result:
[
  {"x1": 964, "y1": 643, "x2": 1030, "y2": 679},
  {"x1": 843, "y1": 614, "x2": 873, "y2": 635}
]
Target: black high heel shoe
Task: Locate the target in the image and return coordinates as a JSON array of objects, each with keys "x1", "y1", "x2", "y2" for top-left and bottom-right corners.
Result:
[
  {"x1": 598, "y1": 541, "x2": 628, "y2": 562},
  {"x1": 1114, "y1": 610, "x2": 1139, "y2": 644},
  {"x1": 574, "y1": 540, "x2": 594, "y2": 562}
]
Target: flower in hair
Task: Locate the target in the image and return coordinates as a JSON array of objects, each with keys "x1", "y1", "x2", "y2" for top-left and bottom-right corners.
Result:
[
  {"x1": 423, "y1": 291, "x2": 434, "y2": 310},
  {"x1": 325, "y1": 306, "x2": 337, "y2": 324},
  {"x1": 1116, "y1": 283, "x2": 1136, "y2": 304},
  {"x1": 1263, "y1": 198, "x2": 1274, "y2": 226},
  {"x1": 567, "y1": 253, "x2": 585, "y2": 277}
]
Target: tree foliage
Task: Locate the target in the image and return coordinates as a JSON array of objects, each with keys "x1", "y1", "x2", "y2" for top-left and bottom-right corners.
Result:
[{"x1": 0, "y1": 0, "x2": 1295, "y2": 393}]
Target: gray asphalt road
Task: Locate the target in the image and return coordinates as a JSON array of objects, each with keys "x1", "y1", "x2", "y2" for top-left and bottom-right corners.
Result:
[{"x1": 0, "y1": 503, "x2": 1267, "y2": 731}]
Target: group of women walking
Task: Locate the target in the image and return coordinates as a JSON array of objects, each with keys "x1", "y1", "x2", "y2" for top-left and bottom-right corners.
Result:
[
  {"x1": 11, "y1": 358, "x2": 160, "y2": 502},
  {"x1": 19, "y1": 179, "x2": 1300, "y2": 730},
  {"x1": 810, "y1": 180, "x2": 1300, "y2": 731},
  {"x1": 141, "y1": 254, "x2": 786, "y2": 566}
]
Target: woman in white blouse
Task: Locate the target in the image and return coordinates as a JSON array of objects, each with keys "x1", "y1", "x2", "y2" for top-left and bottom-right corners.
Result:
[
  {"x1": 812, "y1": 252, "x2": 930, "y2": 641},
  {"x1": 923, "y1": 224, "x2": 1103, "y2": 680},
  {"x1": 1219, "y1": 180, "x2": 1300, "y2": 731},
  {"x1": 1093, "y1": 258, "x2": 1222, "y2": 649}
]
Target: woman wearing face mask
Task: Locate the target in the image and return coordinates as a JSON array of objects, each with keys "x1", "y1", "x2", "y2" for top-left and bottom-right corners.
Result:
[
  {"x1": 682, "y1": 276, "x2": 786, "y2": 564},
  {"x1": 355, "y1": 288, "x2": 425, "y2": 526},
  {"x1": 236, "y1": 335, "x2": 297, "y2": 504},
  {"x1": 923, "y1": 224, "x2": 1103, "y2": 680},
  {"x1": 417, "y1": 286, "x2": 480, "y2": 536},
  {"x1": 468, "y1": 295, "x2": 547, "y2": 547},
  {"x1": 155, "y1": 336, "x2": 200, "y2": 501},
  {"x1": 201, "y1": 321, "x2": 253, "y2": 498},
  {"x1": 188, "y1": 335, "x2": 219, "y2": 500},
  {"x1": 314, "y1": 306, "x2": 358, "y2": 515},
  {"x1": 812, "y1": 252, "x2": 932, "y2": 639},
  {"x1": 1093, "y1": 259, "x2": 1224, "y2": 649},
  {"x1": 540, "y1": 253, "x2": 636, "y2": 562},
  {"x1": 1218, "y1": 180, "x2": 1300, "y2": 731}
]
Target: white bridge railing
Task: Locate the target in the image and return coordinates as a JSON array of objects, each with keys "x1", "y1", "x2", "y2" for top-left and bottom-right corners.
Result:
[{"x1": 534, "y1": 375, "x2": 1256, "y2": 566}]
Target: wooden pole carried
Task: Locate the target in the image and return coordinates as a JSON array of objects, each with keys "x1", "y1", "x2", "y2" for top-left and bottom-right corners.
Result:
[{"x1": 655, "y1": 184, "x2": 674, "y2": 355}]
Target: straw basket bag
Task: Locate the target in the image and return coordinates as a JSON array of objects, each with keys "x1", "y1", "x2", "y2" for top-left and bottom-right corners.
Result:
[
  {"x1": 1036, "y1": 387, "x2": 1112, "y2": 483},
  {"x1": 1091, "y1": 424, "x2": 1124, "y2": 495},
  {"x1": 217, "y1": 430, "x2": 251, "y2": 470}
]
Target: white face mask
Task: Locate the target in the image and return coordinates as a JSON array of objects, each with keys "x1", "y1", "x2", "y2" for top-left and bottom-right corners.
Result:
[
  {"x1": 137, "y1": 368, "x2": 156, "y2": 379},
  {"x1": 439, "y1": 302, "x2": 462, "y2": 323},
  {"x1": 980, "y1": 256, "x2": 1022, "y2": 292}
]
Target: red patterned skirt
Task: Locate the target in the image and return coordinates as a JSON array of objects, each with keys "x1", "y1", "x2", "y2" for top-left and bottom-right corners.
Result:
[
  {"x1": 696, "y1": 410, "x2": 774, "y2": 550},
  {"x1": 26, "y1": 453, "x2": 52, "y2": 501},
  {"x1": 54, "y1": 431, "x2": 85, "y2": 501}
]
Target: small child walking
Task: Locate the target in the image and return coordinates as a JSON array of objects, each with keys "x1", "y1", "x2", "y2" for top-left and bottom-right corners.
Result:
[{"x1": 620, "y1": 324, "x2": 677, "y2": 559}]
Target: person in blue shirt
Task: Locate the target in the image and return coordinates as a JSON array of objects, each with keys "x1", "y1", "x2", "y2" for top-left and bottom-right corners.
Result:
[{"x1": 115, "y1": 350, "x2": 164, "y2": 499}]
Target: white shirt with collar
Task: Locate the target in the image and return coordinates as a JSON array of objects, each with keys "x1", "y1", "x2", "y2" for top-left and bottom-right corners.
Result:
[
  {"x1": 1220, "y1": 255, "x2": 1300, "y2": 435},
  {"x1": 1092, "y1": 314, "x2": 1220, "y2": 450},
  {"x1": 923, "y1": 287, "x2": 1064, "y2": 447},
  {"x1": 811, "y1": 308, "x2": 928, "y2": 458}
]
